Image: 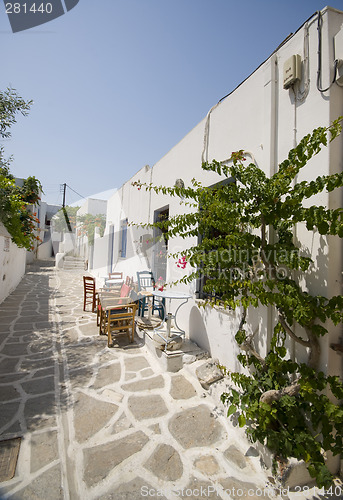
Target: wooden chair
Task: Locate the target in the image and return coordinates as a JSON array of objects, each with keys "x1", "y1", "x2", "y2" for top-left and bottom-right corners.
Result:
[
  {"x1": 107, "y1": 302, "x2": 137, "y2": 346},
  {"x1": 108, "y1": 272, "x2": 123, "y2": 280},
  {"x1": 96, "y1": 290, "x2": 120, "y2": 326},
  {"x1": 98, "y1": 282, "x2": 133, "y2": 331},
  {"x1": 136, "y1": 271, "x2": 164, "y2": 318},
  {"x1": 104, "y1": 271, "x2": 124, "y2": 291},
  {"x1": 83, "y1": 276, "x2": 98, "y2": 313}
]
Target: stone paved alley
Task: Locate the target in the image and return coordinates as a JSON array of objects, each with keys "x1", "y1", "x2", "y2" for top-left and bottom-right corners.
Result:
[{"x1": 0, "y1": 261, "x2": 341, "y2": 499}]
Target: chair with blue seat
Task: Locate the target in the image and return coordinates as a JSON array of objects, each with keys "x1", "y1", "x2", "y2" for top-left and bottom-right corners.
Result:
[{"x1": 136, "y1": 271, "x2": 164, "y2": 318}]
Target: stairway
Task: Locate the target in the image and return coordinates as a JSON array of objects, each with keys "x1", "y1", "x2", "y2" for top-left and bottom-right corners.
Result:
[{"x1": 63, "y1": 256, "x2": 85, "y2": 271}]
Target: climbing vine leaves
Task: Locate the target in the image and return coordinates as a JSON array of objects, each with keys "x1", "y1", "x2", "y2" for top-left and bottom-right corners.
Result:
[{"x1": 134, "y1": 119, "x2": 343, "y2": 487}]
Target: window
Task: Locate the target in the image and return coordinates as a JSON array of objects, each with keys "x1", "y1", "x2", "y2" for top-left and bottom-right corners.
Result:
[
  {"x1": 4, "y1": 237, "x2": 10, "y2": 252},
  {"x1": 196, "y1": 177, "x2": 235, "y2": 300},
  {"x1": 120, "y1": 218, "x2": 128, "y2": 258}
]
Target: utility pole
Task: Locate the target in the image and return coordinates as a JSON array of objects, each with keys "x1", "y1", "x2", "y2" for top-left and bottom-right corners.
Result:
[
  {"x1": 60, "y1": 183, "x2": 72, "y2": 232},
  {"x1": 62, "y1": 183, "x2": 67, "y2": 208}
]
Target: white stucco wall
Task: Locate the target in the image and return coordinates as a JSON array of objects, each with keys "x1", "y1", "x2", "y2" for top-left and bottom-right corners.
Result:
[
  {"x1": 77, "y1": 198, "x2": 107, "y2": 217},
  {"x1": 37, "y1": 239, "x2": 53, "y2": 260},
  {"x1": 60, "y1": 232, "x2": 77, "y2": 254},
  {"x1": 75, "y1": 198, "x2": 108, "y2": 264},
  {"x1": 102, "y1": 165, "x2": 156, "y2": 280},
  {"x1": 94, "y1": 7, "x2": 343, "y2": 381},
  {"x1": 91, "y1": 227, "x2": 112, "y2": 281},
  {"x1": 0, "y1": 223, "x2": 26, "y2": 304}
]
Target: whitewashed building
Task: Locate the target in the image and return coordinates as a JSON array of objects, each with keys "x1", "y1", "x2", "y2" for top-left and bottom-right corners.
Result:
[
  {"x1": 76, "y1": 197, "x2": 107, "y2": 265},
  {"x1": 90, "y1": 6, "x2": 343, "y2": 387},
  {"x1": 0, "y1": 222, "x2": 26, "y2": 304},
  {"x1": 0, "y1": 188, "x2": 59, "y2": 303}
]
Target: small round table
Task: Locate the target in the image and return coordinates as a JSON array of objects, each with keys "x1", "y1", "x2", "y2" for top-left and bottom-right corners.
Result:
[
  {"x1": 151, "y1": 290, "x2": 191, "y2": 349},
  {"x1": 103, "y1": 278, "x2": 123, "y2": 290}
]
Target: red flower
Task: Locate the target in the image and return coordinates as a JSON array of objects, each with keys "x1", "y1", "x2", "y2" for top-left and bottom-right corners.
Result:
[{"x1": 176, "y1": 256, "x2": 187, "y2": 269}]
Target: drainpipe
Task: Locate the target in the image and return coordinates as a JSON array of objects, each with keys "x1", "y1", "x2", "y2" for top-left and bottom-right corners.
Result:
[
  {"x1": 290, "y1": 86, "x2": 298, "y2": 364},
  {"x1": 148, "y1": 164, "x2": 153, "y2": 225},
  {"x1": 108, "y1": 224, "x2": 114, "y2": 274},
  {"x1": 89, "y1": 243, "x2": 94, "y2": 270},
  {"x1": 269, "y1": 53, "x2": 278, "y2": 179},
  {"x1": 266, "y1": 53, "x2": 278, "y2": 348}
]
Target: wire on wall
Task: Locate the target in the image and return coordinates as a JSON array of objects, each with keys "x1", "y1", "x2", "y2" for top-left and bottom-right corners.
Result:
[
  {"x1": 202, "y1": 9, "x2": 342, "y2": 169},
  {"x1": 294, "y1": 22, "x2": 310, "y2": 102},
  {"x1": 317, "y1": 11, "x2": 340, "y2": 93}
]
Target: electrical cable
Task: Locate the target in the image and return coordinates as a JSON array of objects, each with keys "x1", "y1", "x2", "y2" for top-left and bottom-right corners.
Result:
[
  {"x1": 202, "y1": 8, "x2": 341, "y2": 167},
  {"x1": 294, "y1": 22, "x2": 310, "y2": 102},
  {"x1": 201, "y1": 11, "x2": 320, "y2": 166},
  {"x1": 65, "y1": 184, "x2": 86, "y2": 201},
  {"x1": 316, "y1": 11, "x2": 339, "y2": 93}
]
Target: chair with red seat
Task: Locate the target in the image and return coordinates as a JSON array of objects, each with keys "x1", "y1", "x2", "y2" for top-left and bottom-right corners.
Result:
[{"x1": 98, "y1": 281, "x2": 136, "y2": 346}]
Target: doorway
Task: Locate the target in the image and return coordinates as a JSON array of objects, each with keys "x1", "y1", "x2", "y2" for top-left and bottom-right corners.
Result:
[{"x1": 152, "y1": 206, "x2": 169, "y2": 282}]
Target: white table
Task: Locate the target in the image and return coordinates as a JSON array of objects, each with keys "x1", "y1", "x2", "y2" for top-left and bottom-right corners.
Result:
[
  {"x1": 102, "y1": 278, "x2": 124, "y2": 289},
  {"x1": 151, "y1": 290, "x2": 191, "y2": 349}
]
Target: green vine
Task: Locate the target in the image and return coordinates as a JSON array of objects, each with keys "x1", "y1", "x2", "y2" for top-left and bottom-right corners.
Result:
[
  {"x1": 221, "y1": 332, "x2": 343, "y2": 488},
  {"x1": 133, "y1": 119, "x2": 343, "y2": 487},
  {"x1": 0, "y1": 88, "x2": 42, "y2": 250}
]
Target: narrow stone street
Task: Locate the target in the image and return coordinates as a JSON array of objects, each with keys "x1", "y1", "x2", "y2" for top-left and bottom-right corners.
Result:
[{"x1": 0, "y1": 261, "x2": 337, "y2": 499}]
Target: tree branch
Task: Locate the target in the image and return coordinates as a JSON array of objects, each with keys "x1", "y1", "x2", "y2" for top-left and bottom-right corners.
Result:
[
  {"x1": 238, "y1": 306, "x2": 247, "y2": 330},
  {"x1": 260, "y1": 380, "x2": 301, "y2": 405},
  {"x1": 240, "y1": 336, "x2": 267, "y2": 368},
  {"x1": 278, "y1": 312, "x2": 311, "y2": 347},
  {"x1": 261, "y1": 216, "x2": 319, "y2": 369},
  {"x1": 304, "y1": 325, "x2": 320, "y2": 370}
]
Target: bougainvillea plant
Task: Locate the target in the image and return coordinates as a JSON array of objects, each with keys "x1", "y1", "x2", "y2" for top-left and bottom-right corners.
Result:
[
  {"x1": 0, "y1": 88, "x2": 42, "y2": 250},
  {"x1": 133, "y1": 119, "x2": 343, "y2": 487},
  {"x1": 77, "y1": 213, "x2": 106, "y2": 245}
]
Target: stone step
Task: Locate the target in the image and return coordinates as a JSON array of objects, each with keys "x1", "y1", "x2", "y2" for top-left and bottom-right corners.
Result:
[
  {"x1": 63, "y1": 264, "x2": 85, "y2": 269},
  {"x1": 63, "y1": 258, "x2": 85, "y2": 270},
  {"x1": 142, "y1": 328, "x2": 208, "y2": 372}
]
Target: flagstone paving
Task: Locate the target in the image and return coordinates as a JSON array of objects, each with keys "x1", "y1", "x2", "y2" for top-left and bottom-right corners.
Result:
[{"x1": 0, "y1": 261, "x2": 338, "y2": 499}]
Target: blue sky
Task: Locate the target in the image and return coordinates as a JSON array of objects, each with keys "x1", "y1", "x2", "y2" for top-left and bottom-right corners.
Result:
[{"x1": 1, "y1": 0, "x2": 343, "y2": 205}]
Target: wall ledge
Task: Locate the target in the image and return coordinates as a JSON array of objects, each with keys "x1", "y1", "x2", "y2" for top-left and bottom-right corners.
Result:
[{"x1": 194, "y1": 298, "x2": 234, "y2": 317}]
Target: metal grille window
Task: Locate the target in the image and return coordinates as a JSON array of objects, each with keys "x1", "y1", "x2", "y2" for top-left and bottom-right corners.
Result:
[{"x1": 196, "y1": 177, "x2": 235, "y2": 300}]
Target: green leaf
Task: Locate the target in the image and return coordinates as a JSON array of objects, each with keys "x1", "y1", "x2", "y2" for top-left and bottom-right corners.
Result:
[
  {"x1": 235, "y1": 329, "x2": 246, "y2": 345},
  {"x1": 227, "y1": 404, "x2": 236, "y2": 417},
  {"x1": 238, "y1": 414, "x2": 246, "y2": 427}
]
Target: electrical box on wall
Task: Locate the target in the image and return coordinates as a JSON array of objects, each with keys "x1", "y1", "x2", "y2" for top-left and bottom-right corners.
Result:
[
  {"x1": 283, "y1": 54, "x2": 301, "y2": 89},
  {"x1": 334, "y1": 25, "x2": 343, "y2": 83}
]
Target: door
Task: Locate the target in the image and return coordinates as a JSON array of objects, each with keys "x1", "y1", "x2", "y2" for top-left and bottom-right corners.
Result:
[{"x1": 152, "y1": 206, "x2": 169, "y2": 282}]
